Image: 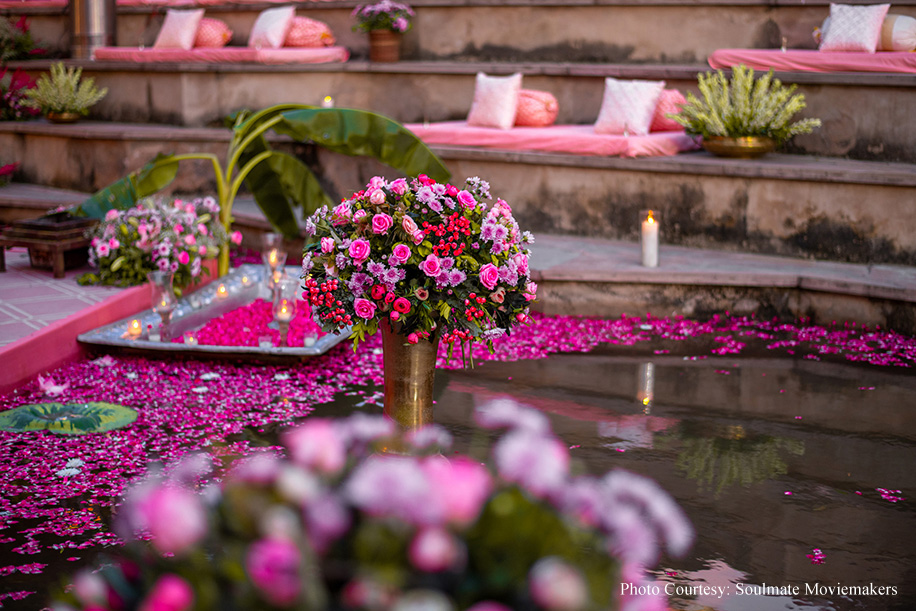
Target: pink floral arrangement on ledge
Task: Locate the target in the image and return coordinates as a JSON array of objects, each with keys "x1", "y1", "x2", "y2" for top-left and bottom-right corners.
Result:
[
  {"x1": 55, "y1": 401, "x2": 692, "y2": 611},
  {"x1": 302, "y1": 175, "x2": 537, "y2": 363},
  {"x1": 176, "y1": 298, "x2": 325, "y2": 348}
]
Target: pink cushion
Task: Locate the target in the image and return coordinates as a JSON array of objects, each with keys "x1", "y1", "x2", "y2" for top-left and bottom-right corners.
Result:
[
  {"x1": 650, "y1": 89, "x2": 686, "y2": 133},
  {"x1": 248, "y1": 6, "x2": 296, "y2": 49},
  {"x1": 819, "y1": 3, "x2": 890, "y2": 53},
  {"x1": 405, "y1": 121, "x2": 700, "y2": 158},
  {"x1": 709, "y1": 48, "x2": 916, "y2": 74},
  {"x1": 153, "y1": 8, "x2": 205, "y2": 50},
  {"x1": 466, "y1": 72, "x2": 523, "y2": 130},
  {"x1": 284, "y1": 16, "x2": 335, "y2": 48},
  {"x1": 194, "y1": 18, "x2": 233, "y2": 48},
  {"x1": 92, "y1": 46, "x2": 350, "y2": 64},
  {"x1": 594, "y1": 77, "x2": 665, "y2": 137},
  {"x1": 514, "y1": 89, "x2": 559, "y2": 127}
]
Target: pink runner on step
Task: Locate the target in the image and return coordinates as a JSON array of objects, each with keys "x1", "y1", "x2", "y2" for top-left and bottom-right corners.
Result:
[
  {"x1": 404, "y1": 122, "x2": 700, "y2": 158},
  {"x1": 92, "y1": 45, "x2": 349, "y2": 64},
  {"x1": 709, "y1": 48, "x2": 916, "y2": 74}
]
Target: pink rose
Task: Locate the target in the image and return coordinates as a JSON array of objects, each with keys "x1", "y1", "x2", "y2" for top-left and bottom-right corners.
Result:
[
  {"x1": 246, "y1": 538, "x2": 301, "y2": 606},
  {"x1": 407, "y1": 333, "x2": 419, "y2": 344},
  {"x1": 393, "y1": 297, "x2": 411, "y2": 314},
  {"x1": 108, "y1": 238, "x2": 120, "y2": 249},
  {"x1": 134, "y1": 485, "x2": 207, "y2": 555},
  {"x1": 402, "y1": 215, "x2": 418, "y2": 235},
  {"x1": 174, "y1": 224, "x2": 183, "y2": 234},
  {"x1": 104, "y1": 209, "x2": 119, "y2": 222},
  {"x1": 178, "y1": 251, "x2": 190, "y2": 266},
  {"x1": 354, "y1": 209, "x2": 368, "y2": 222},
  {"x1": 418, "y1": 174, "x2": 433, "y2": 186},
  {"x1": 230, "y1": 231, "x2": 243, "y2": 245},
  {"x1": 419, "y1": 254, "x2": 441, "y2": 277},
  {"x1": 369, "y1": 189, "x2": 386, "y2": 206},
  {"x1": 354, "y1": 297, "x2": 377, "y2": 320},
  {"x1": 446, "y1": 185, "x2": 458, "y2": 197},
  {"x1": 333, "y1": 202, "x2": 352, "y2": 220},
  {"x1": 390, "y1": 311, "x2": 400, "y2": 321},
  {"x1": 514, "y1": 252, "x2": 529, "y2": 275},
  {"x1": 390, "y1": 178, "x2": 408, "y2": 195},
  {"x1": 524, "y1": 281, "x2": 538, "y2": 301},
  {"x1": 348, "y1": 239, "x2": 370, "y2": 262},
  {"x1": 479, "y1": 263, "x2": 499, "y2": 290},
  {"x1": 409, "y1": 527, "x2": 462, "y2": 573},
  {"x1": 372, "y1": 213, "x2": 393, "y2": 234},
  {"x1": 197, "y1": 223, "x2": 208, "y2": 236},
  {"x1": 321, "y1": 237, "x2": 335, "y2": 253},
  {"x1": 529, "y1": 558, "x2": 589, "y2": 611},
  {"x1": 138, "y1": 574, "x2": 194, "y2": 611},
  {"x1": 384, "y1": 292, "x2": 395, "y2": 304},
  {"x1": 198, "y1": 246, "x2": 207, "y2": 256},
  {"x1": 392, "y1": 243, "x2": 411, "y2": 263},
  {"x1": 371, "y1": 285, "x2": 386, "y2": 300},
  {"x1": 183, "y1": 234, "x2": 196, "y2": 246},
  {"x1": 412, "y1": 231, "x2": 425, "y2": 245},
  {"x1": 368, "y1": 176, "x2": 387, "y2": 190},
  {"x1": 283, "y1": 418, "x2": 346, "y2": 473},
  {"x1": 456, "y1": 189, "x2": 476, "y2": 210},
  {"x1": 422, "y1": 456, "x2": 492, "y2": 526}
]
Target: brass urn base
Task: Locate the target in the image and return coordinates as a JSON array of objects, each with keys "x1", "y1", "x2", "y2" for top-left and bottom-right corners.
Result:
[
  {"x1": 46, "y1": 112, "x2": 81, "y2": 124},
  {"x1": 702, "y1": 136, "x2": 777, "y2": 159},
  {"x1": 380, "y1": 319, "x2": 439, "y2": 429}
]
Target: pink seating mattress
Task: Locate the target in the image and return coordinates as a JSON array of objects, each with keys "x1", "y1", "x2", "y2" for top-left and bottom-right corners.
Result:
[
  {"x1": 92, "y1": 46, "x2": 349, "y2": 64},
  {"x1": 709, "y1": 48, "x2": 916, "y2": 74},
  {"x1": 404, "y1": 121, "x2": 700, "y2": 158},
  {"x1": 0, "y1": 0, "x2": 332, "y2": 6}
]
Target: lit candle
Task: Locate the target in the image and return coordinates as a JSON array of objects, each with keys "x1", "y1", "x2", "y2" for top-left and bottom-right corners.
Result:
[
  {"x1": 127, "y1": 319, "x2": 143, "y2": 337},
  {"x1": 321, "y1": 95, "x2": 334, "y2": 108},
  {"x1": 275, "y1": 302, "x2": 293, "y2": 322},
  {"x1": 241, "y1": 274, "x2": 251, "y2": 287},
  {"x1": 640, "y1": 210, "x2": 659, "y2": 268},
  {"x1": 184, "y1": 332, "x2": 198, "y2": 346},
  {"x1": 267, "y1": 249, "x2": 279, "y2": 268},
  {"x1": 216, "y1": 284, "x2": 228, "y2": 299},
  {"x1": 637, "y1": 362, "x2": 655, "y2": 413}
]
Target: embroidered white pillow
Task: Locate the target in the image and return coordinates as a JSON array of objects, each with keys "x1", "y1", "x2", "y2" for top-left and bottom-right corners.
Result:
[
  {"x1": 248, "y1": 6, "x2": 296, "y2": 49},
  {"x1": 819, "y1": 3, "x2": 890, "y2": 53},
  {"x1": 594, "y1": 78, "x2": 665, "y2": 136},
  {"x1": 466, "y1": 72, "x2": 523, "y2": 130},
  {"x1": 153, "y1": 9, "x2": 205, "y2": 50}
]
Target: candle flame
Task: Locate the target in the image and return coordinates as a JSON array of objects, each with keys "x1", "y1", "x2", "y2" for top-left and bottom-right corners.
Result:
[
  {"x1": 646, "y1": 210, "x2": 655, "y2": 224},
  {"x1": 217, "y1": 284, "x2": 227, "y2": 295}
]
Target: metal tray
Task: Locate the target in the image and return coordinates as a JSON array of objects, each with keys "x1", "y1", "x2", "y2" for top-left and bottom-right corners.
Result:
[{"x1": 77, "y1": 264, "x2": 351, "y2": 360}]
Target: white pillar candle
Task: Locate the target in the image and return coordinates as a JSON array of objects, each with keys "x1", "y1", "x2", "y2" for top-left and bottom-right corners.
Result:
[{"x1": 640, "y1": 210, "x2": 659, "y2": 268}]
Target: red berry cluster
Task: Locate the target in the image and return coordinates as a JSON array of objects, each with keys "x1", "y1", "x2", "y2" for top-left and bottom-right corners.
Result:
[
  {"x1": 304, "y1": 277, "x2": 353, "y2": 327},
  {"x1": 441, "y1": 328, "x2": 472, "y2": 345},
  {"x1": 422, "y1": 212, "x2": 472, "y2": 258},
  {"x1": 463, "y1": 292, "x2": 488, "y2": 322}
]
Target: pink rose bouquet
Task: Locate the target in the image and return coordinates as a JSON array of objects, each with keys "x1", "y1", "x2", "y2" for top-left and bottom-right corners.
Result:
[
  {"x1": 351, "y1": 0, "x2": 414, "y2": 33},
  {"x1": 302, "y1": 175, "x2": 537, "y2": 361}
]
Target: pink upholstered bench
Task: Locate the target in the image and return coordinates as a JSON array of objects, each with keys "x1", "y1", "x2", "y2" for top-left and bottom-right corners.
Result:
[
  {"x1": 709, "y1": 48, "x2": 916, "y2": 74},
  {"x1": 92, "y1": 45, "x2": 348, "y2": 64},
  {"x1": 404, "y1": 121, "x2": 700, "y2": 158}
]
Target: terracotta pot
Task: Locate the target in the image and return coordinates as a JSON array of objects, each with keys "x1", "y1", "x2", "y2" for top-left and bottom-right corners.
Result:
[
  {"x1": 368, "y1": 30, "x2": 401, "y2": 62},
  {"x1": 46, "y1": 112, "x2": 81, "y2": 124},
  {"x1": 380, "y1": 319, "x2": 439, "y2": 429},
  {"x1": 702, "y1": 136, "x2": 777, "y2": 159}
]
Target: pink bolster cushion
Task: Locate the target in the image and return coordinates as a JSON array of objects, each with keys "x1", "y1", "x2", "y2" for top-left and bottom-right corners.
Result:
[
  {"x1": 284, "y1": 16, "x2": 336, "y2": 48},
  {"x1": 194, "y1": 18, "x2": 233, "y2": 48},
  {"x1": 514, "y1": 89, "x2": 559, "y2": 127},
  {"x1": 650, "y1": 89, "x2": 686, "y2": 133}
]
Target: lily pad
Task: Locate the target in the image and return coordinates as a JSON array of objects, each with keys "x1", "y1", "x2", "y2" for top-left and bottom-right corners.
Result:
[{"x1": 0, "y1": 402, "x2": 138, "y2": 435}]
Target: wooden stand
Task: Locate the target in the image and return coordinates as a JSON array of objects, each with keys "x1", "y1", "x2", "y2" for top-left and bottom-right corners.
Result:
[{"x1": 0, "y1": 214, "x2": 97, "y2": 278}]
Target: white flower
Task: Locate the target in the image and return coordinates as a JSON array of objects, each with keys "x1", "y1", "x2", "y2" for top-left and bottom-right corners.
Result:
[
  {"x1": 56, "y1": 468, "x2": 81, "y2": 478},
  {"x1": 199, "y1": 372, "x2": 221, "y2": 380},
  {"x1": 65, "y1": 459, "x2": 85, "y2": 468},
  {"x1": 192, "y1": 386, "x2": 209, "y2": 394}
]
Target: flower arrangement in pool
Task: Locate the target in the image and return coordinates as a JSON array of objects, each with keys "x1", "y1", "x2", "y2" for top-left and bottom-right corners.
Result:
[
  {"x1": 352, "y1": 0, "x2": 415, "y2": 33},
  {"x1": 79, "y1": 196, "x2": 241, "y2": 291},
  {"x1": 302, "y1": 175, "x2": 537, "y2": 361},
  {"x1": 55, "y1": 401, "x2": 692, "y2": 611}
]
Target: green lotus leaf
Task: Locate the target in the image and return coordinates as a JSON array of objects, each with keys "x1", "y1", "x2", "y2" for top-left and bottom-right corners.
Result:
[{"x1": 0, "y1": 401, "x2": 138, "y2": 435}]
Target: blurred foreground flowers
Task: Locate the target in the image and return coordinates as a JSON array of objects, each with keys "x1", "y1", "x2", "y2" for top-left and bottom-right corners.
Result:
[{"x1": 55, "y1": 401, "x2": 692, "y2": 611}]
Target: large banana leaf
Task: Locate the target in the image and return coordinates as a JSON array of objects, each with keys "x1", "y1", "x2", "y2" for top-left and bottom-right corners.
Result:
[{"x1": 75, "y1": 154, "x2": 180, "y2": 218}]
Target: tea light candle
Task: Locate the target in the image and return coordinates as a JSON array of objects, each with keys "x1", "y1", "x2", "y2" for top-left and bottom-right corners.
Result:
[
  {"x1": 258, "y1": 335, "x2": 273, "y2": 348},
  {"x1": 183, "y1": 332, "x2": 198, "y2": 346},
  {"x1": 216, "y1": 284, "x2": 228, "y2": 299},
  {"x1": 148, "y1": 324, "x2": 161, "y2": 342},
  {"x1": 640, "y1": 210, "x2": 659, "y2": 268},
  {"x1": 267, "y1": 249, "x2": 279, "y2": 268},
  {"x1": 241, "y1": 274, "x2": 251, "y2": 287},
  {"x1": 321, "y1": 95, "x2": 334, "y2": 108},
  {"x1": 127, "y1": 319, "x2": 143, "y2": 337},
  {"x1": 304, "y1": 332, "x2": 317, "y2": 347},
  {"x1": 275, "y1": 302, "x2": 293, "y2": 323}
]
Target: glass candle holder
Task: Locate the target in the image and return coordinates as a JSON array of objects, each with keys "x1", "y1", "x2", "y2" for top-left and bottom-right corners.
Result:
[
  {"x1": 272, "y1": 278, "x2": 299, "y2": 347},
  {"x1": 148, "y1": 271, "x2": 177, "y2": 340},
  {"x1": 637, "y1": 361, "x2": 655, "y2": 413},
  {"x1": 261, "y1": 233, "x2": 288, "y2": 273},
  {"x1": 639, "y1": 209, "x2": 660, "y2": 268}
]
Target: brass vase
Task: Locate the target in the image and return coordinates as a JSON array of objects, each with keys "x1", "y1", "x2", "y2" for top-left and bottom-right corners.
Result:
[
  {"x1": 380, "y1": 319, "x2": 439, "y2": 429},
  {"x1": 368, "y1": 30, "x2": 401, "y2": 62},
  {"x1": 46, "y1": 112, "x2": 81, "y2": 124},
  {"x1": 701, "y1": 135, "x2": 777, "y2": 159}
]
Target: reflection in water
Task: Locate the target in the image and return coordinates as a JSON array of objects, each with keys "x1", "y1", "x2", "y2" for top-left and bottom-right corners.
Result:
[
  {"x1": 637, "y1": 361, "x2": 655, "y2": 414},
  {"x1": 662, "y1": 423, "x2": 806, "y2": 496}
]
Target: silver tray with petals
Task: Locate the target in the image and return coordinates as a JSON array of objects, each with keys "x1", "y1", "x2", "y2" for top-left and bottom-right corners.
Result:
[{"x1": 77, "y1": 264, "x2": 350, "y2": 359}]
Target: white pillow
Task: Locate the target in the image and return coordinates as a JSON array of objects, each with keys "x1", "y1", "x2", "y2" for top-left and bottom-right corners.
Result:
[
  {"x1": 593, "y1": 77, "x2": 666, "y2": 137},
  {"x1": 153, "y1": 9, "x2": 205, "y2": 50},
  {"x1": 248, "y1": 6, "x2": 296, "y2": 49},
  {"x1": 466, "y1": 72, "x2": 523, "y2": 130},
  {"x1": 819, "y1": 3, "x2": 890, "y2": 53},
  {"x1": 880, "y1": 14, "x2": 916, "y2": 52}
]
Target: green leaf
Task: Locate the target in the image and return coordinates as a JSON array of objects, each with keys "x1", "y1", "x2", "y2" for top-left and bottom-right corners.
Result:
[
  {"x1": 110, "y1": 255, "x2": 126, "y2": 272},
  {"x1": 73, "y1": 154, "x2": 179, "y2": 219}
]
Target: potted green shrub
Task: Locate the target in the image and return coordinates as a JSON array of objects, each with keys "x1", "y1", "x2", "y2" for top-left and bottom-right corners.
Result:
[
  {"x1": 22, "y1": 62, "x2": 107, "y2": 123},
  {"x1": 670, "y1": 64, "x2": 821, "y2": 158}
]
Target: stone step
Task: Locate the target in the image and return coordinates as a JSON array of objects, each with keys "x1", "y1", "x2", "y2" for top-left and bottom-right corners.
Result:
[
  {"x1": 8, "y1": 58, "x2": 915, "y2": 162},
  {"x1": 2, "y1": 120, "x2": 915, "y2": 265},
  {"x1": 8, "y1": 0, "x2": 916, "y2": 63}
]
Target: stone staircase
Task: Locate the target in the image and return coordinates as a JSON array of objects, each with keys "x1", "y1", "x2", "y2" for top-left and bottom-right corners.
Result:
[{"x1": 3, "y1": 0, "x2": 916, "y2": 267}]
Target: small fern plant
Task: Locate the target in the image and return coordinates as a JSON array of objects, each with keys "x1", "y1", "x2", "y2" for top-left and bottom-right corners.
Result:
[
  {"x1": 22, "y1": 62, "x2": 107, "y2": 116},
  {"x1": 670, "y1": 64, "x2": 821, "y2": 145}
]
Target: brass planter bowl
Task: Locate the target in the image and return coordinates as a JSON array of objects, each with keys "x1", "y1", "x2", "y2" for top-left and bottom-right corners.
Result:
[
  {"x1": 46, "y1": 112, "x2": 82, "y2": 124},
  {"x1": 702, "y1": 136, "x2": 777, "y2": 159}
]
